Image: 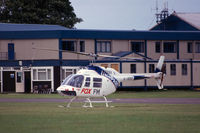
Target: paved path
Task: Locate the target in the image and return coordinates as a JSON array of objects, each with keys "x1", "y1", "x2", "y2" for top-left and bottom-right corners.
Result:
[{"x1": 0, "y1": 98, "x2": 200, "y2": 104}]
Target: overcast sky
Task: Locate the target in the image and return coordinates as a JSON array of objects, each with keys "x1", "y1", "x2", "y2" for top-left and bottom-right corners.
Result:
[{"x1": 70, "y1": 0, "x2": 200, "y2": 30}]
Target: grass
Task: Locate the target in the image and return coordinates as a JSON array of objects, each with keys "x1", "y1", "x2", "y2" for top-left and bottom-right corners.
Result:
[
  {"x1": 0, "y1": 91, "x2": 200, "y2": 133},
  {"x1": 0, "y1": 90, "x2": 200, "y2": 99}
]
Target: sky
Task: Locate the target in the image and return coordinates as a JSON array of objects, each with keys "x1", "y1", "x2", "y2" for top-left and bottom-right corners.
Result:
[{"x1": 70, "y1": 0, "x2": 200, "y2": 30}]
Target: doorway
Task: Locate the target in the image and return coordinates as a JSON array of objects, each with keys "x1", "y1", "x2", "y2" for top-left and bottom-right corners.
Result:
[
  {"x1": 3, "y1": 71, "x2": 16, "y2": 92},
  {"x1": 24, "y1": 71, "x2": 31, "y2": 93},
  {"x1": 8, "y1": 43, "x2": 15, "y2": 60}
]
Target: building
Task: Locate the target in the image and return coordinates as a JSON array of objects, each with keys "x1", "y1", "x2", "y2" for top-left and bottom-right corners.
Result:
[{"x1": 1, "y1": 13, "x2": 200, "y2": 93}]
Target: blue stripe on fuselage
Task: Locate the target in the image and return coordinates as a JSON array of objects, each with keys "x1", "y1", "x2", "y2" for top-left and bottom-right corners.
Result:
[
  {"x1": 133, "y1": 75, "x2": 150, "y2": 80},
  {"x1": 88, "y1": 66, "x2": 119, "y2": 87}
]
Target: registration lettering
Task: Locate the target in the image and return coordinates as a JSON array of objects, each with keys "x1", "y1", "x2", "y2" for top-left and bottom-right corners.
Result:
[
  {"x1": 93, "y1": 89, "x2": 100, "y2": 95},
  {"x1": 81, "y1": 88, "x2": 92, "y2": 94}
]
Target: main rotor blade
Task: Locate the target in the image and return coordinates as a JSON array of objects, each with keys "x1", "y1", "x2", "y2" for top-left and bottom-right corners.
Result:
[{"x1": 32, "y1": 47, "x2": 144, "y2": 60}]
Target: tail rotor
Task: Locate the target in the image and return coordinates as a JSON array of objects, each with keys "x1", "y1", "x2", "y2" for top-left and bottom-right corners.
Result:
[{"x1": 155, "y1": 56, "x2": 165, "y2": 89}]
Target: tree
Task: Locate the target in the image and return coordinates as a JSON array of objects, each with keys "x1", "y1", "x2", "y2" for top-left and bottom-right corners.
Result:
[{"x1": 0, "y1": 0, "x2": 83, "y2": 28}]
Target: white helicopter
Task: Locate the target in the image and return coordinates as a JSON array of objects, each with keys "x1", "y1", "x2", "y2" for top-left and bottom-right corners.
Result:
[
  {"x1": 33, "y1": 47, "x2": 165, "y2": 108},
  {"x1": 56, "y1": 54, "x2": 165, "y2": 108}
]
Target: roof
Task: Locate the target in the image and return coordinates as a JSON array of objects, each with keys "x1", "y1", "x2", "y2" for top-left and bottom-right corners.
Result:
[
  {"x1": 0, "y1": 23, "x2": 68, "y2": 31},
  {"x1": 174, "y1": 13, "x2": 200, "y2": 30},
  {"x1": 0, "y1": 23, "x2": 200, "y2": 40},
  {"x1": 150, "y1": 12, "x2": 200, "y2": 31}
]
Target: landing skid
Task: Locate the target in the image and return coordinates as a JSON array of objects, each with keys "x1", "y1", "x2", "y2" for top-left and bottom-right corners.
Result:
[
  {"x1": 63, "y1": 96, "x2": 112, "y2": 108},
  {"x1": 83, "y1": 96, "x2": 112, "y2": 108}
]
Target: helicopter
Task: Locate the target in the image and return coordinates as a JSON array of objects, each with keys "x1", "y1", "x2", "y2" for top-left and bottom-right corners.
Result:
[
  {"x1": 56, "y1": 54, "x2": 165, "y2": 108},
  {"x1": 33, "y1": 47, "x2": 165, "y2": 108}
]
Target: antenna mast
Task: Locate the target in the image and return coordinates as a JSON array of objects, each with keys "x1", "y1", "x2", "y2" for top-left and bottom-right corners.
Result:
[{"x1": 155, "y1": 1, "x2": 169, "y2": 24}]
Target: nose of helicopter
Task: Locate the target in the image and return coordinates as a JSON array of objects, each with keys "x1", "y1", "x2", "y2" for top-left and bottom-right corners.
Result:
[
  {"x1": 57, "y1": 85, "x2": 77, "y2": 96},
  {"x1": 57, "y1": 86, "x2": 65, "y2": 94}
]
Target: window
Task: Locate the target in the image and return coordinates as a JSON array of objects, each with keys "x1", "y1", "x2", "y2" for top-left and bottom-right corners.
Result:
[
  {"x1": 187, "y1": 42, "x2": 193, "y2": 53},
  {"x1": 0, "y1": 70, "x2": 1, "y2": 82},
  {"x1": 84, "y1": 77, "x2": 90, "y2": 87},
  {"x1": 17, "y1": 72, "x2": 23, "y2": 83},
  {"x1": 62, "y1": 41, "x2": 77, "y2": 51},
  {"x1": 93, "y1": 78, "x2": 102, "y2": 88},
  {"x1": 67, "y1": 75, "x2": 84, "y2": 88},
  {"x1": 97, "y1": 41, "x2": 111, "y2": 53},
  {"x1": 131, "y1": 42, "x2": 144, "y2": 53},
  {"x1": 80, "y1": 41, "x2": 85, "y2": 52},
  {"x1": 130, "y1": 64, "x2": 136, "y2": 73},
  {"x1": 195, "y1": 42, "x2": 200, "y2": 53},
  {"x1": 170, "y1": 64, "x2": 176, "y2": 76},
  {"x1": 62, "y1": 75, "x2": 84, "y2": 88},
  {"x1": 149, "y1": 64, "x2": 155, "y2": 73},
  {"x1": 182, "y1": 64, "x2": 187, "y2": 75},
  {"x1": 32, "y1": 68, "x2": 52, "y2": 81},
  {"x1": 62, "y1": 68, "x2": 78, "y2": 80},
  {"x1": 38, "y1": 69, "x2": 47, "y2": 80},
  {"x1": 33, "y1": 69, "x2": 37, "y2": 80},
  {"x1": 155, "y1": 42, "x2": 161, "y2": 53},
  {"x1": 163, "y1": 42, "x2": 176, "y2": 53}
]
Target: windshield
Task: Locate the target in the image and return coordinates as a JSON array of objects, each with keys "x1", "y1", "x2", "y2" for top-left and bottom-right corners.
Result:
[
  {"x1": 62, "y1": 75, "x2": 84, "y2": 88},
  {"x1": 61, "y1": 74, "x2": 74, "y2": 85}
]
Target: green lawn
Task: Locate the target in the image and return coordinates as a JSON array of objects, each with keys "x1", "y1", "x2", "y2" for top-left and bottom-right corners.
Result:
[
  {"x1": 0, "y1": 91, "x2": 200, "y2": 133},
  {"x1": 0, "y1": 90, "x2": 200, "y2": 99}
]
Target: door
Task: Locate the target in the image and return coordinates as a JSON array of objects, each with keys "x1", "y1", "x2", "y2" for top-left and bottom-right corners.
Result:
[
  {"x1": 8, "y1": 43, "x2": 15, "y2": 60},
  {"x1": 3, "y1": 71, "x2": 16, "y2": 92},
  {"x1": 24, "y1": 71, "x2": 31, "y2": 93}
]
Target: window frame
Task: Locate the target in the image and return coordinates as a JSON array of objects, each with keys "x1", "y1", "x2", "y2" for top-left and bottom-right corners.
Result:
[
  {"x1": 195, "y1": 42, "x2": 200, "y2": 53},
  {"x1": 155, "y1": 42, "x2": 161, "y2": 53},
  {"x1": 97, "y1": 41, "x2": 111, "y2": 53},
  {"x1": 149, "y1": 64, "x2": 155, "y2": 73},
  {"x1": 17, "y1": 71, "x2": 23, "y2": 83},
  {"x1": 61, "y1": 67, "x2": 79, "y2": 81},
  {"x1": 163, "y1": 42, "x2": 176, "y2": 53},
  {"x1": 182, "y1": 64, "x2": 188, "y2": 76},
  {"x1": 130, "y1": 64, "x2": 136, "y2": 73},
  {"x1": 170, "y1": 64, "x2": 176, "y2": 76},
  {"x1": 80, "y1": 41, "x2": 85, "y2": 52},
  {"x1": 187, "y1": 42, "x2": 193, "y2": 53},
  {"x1": 32, "y1": 67, "x2": 53, "y2": 81},
  {"x1": 131, "y1": 41, "x2": 144, "y2": 53},
  {"x1": 62, "y1": 40, "x2": 77, "y2": 52}
]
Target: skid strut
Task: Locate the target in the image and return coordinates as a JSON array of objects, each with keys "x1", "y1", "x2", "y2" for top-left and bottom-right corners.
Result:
[{"x1": 66, "y1": 96, "x2": 77, "y2": 108}]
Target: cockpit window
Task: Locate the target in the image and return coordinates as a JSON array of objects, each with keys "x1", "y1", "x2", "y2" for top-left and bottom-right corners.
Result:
[
  {"x1": 61, "y1": 74, "x2": 74, "y2": 85},
  {"x1": 62, "y1": 75, "x2": 84, "y2": 88}
]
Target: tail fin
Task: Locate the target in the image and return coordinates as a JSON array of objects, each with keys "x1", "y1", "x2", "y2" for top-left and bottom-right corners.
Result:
[
  {"x1": 155, "y1": 56, "x2": 165, "y2": 73},
  {"x1": 155, "y1": 56, "x2": 165, "y2": 89}
]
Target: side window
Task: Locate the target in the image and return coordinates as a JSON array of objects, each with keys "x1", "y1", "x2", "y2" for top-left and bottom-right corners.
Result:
[
  {"x1": 163, "y1": 42, "x2": 176, "y2": 53},
  {"x1": 130, "y1": 64, "x2": 136, "y2": 73},
  {"x1": 131, "y1": 41, "x2": 144, "y2": 53},
  {"x1": 80, "y1": 41, "x2": 85, "y2": 52},
  {"x1": 149, "y1": 64, "x2": 155, "y2": 73},
  {"x1": 187, "y1": 42, "x2": 193, "y2": 53},
  {"x1": 62, "y1": 41, "x2": 77, "y2": 51},
  {"x1": 84, "y1": 77, "x2": 90, "y2": 87},
  {"x1": 93, "y1": 78, "x2": 102, "y2": 88},
  {"x1": 170, "y1": 64, "x2": 176, "y2": 76},
  {"x1": 182, "y1": 64, "x2": 187, "y2": 75},
  {"x1": 155, "y1": 42, "x2": 161, "y2": 53}
]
